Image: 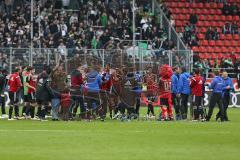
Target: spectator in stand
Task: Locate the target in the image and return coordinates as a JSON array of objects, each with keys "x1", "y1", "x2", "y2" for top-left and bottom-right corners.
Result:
[
  {"x1": 189, "y1": 11, "x2": 198, "y2": 25},
  {"x1": 189, "y1": 33, "x2": 198, "y2": 46},
  {"x1": 222, "y1": 3, "x2": 231, "y2": 15},
  {"x1": 231, "y1": 2, "x2": 239, "y2": 15},
  {"x1": 205, "y1": 27, "x2": 213, "y2": 40},
  {"x1": 202, "y1": 59, "x2": 210, "y2": 78},
  {"x1": 230, "y1": 52, "x2": 237, "y2": 64},
  {"x1": 212, "y1": 28, "x2": 220, "y2": 40},
  {"x1": 222, "y1": 2, "x2": 239, "y2": 16},
  {"x1": 222, "y1": 22, "x2": 231, "y2": 34},
  {"x1": 234, "y1": 59, "x2": 240, "y2": 86},
  {"x1": 206, "y1": 27, "x2": 220, "y2": 40},
  {"x1": 231, "y1": 22, "x2": 238, "y2": 34}
]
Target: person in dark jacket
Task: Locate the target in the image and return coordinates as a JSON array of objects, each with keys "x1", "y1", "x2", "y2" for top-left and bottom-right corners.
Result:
[
  {"x1": 206, "y1": 71, "x2": 225, "y2": 122},
  {"x1": 171, "y1": 66, "x2": 181, "y2": 120},
  {"x1": 190, "y1": 69, "x2": 204, "y2": 121},
  {"x1": 216, "y1": 71, "x2": 234, "y2": 121},
  {"x1": 70, "y1": 66, "x2": 85, "y2": 119},
  {"x1": 189, "y1": 12, "x2": 198, "y2": 25},
  {"x1": 177, "y1": 67, "x2": 191, "y2": 120},
  {"x1": 0, "y1": 68, "x2": 7, "y2": 118},
  {"x1": 36, "y1": 65, "x2": 52, "y2": 120},
  {"x1": 50, "y1": 63, "x2": 67, "y2": 121}
]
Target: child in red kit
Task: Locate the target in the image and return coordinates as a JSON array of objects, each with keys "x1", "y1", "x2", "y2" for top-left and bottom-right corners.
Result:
[{"x1": 60, "y1": 88, "x2": 72, "y2": 121}]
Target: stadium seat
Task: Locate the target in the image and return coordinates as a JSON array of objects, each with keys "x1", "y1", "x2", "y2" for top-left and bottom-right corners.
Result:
[
  {"x1": 232, "y1": 40, "x2": 238, "y2": 47},
  {"x1": 210, "y1": 21, "x2": 217, "y2": 27},
  {"x1": 199, "y1": 15, "x2": 205, "y2": 21},
  {"x1": 233, "y1": 34, "x2": 239, "y2": 40},
  {"x1": 211, "y1": 53, "x2": 218, "y2": 59},
  {"x1": 192, "y1": 46, "x2": 199, "y2": 52},
  {"x1": 202, "y1": 9, "x2": 208, "y2": 15},
  {"x1": 204, "y1": 3, "x2": 211, "y2": 9},
  {"x1": 197, "y1": 33, "x2": 205, "y2": 40},
  {"x1": 229, "y1": 47, "x2": 236, "y2": 52},
  {"x1": 177, "y1": 2, "x2": 184, "y2": 8},
  {"x1": 182, "y1": 8, "x2": 188, "y2": 14},
  {"x1": 201, "y1": 40, "x2": 209, "y2": 46},
  {"x1": 224, "y1": 40, "x2": 231, "y2": 47},
  {"x1": 209, "y1": 9, "x2": 215, "y2": 15},
  {"x1": 213, "y1": 15, "x2": 219, "y2": 21},
  {"x1": 211, "y1": 2, "x2": 218, "y2": 9},
  {"x1": 220, "y1": 15, "x2": 226, "y2": 21},
  {"x1": 206, "y1": 15, "x2": 213, "y2": 21},
  {"x1": 198, "y1": 3, "x2": 204, "y2": 8},
  {"x1": 209, "y1": 40, "x2": 215, "y2": 46},
  {"x1": 216, "y1": 40, "x2": 223, "y2": 46},
  {"x1": 221, "y1": 47, "x2": 228, "y2": 53},
  {"x1": 207, "y1": 46, "x2": 214, "y2": 53},
  {"x1": 225, "y1": 34, "x2": 233, "y2": 40},
  {"x1": 233, "y1": 16, "x2": 239, "y2": 21},
  {"x1": 217, "y1": 3, "x2": 223, "y2": 8},
  {"x1": 226, "y1": 15, "x2": 233, "y2": 21},
  {"x1": 190, "y1": 3, "x2": 197, "y2": 8},
  {"x1": 216, "y1": 9, "x2": 222, "y2": 15},
  {"x1": 219, "y1": 34, "x2": 225, "y2": 40},
  {"x1": 214, "y1": 47, "x2": 221, "y2": 53},
  {"x1": 200, "y1": 27, "x2": 207, "y2": 33},
  {"x1": 199, "y1": 46, "x2": 207, "y2": 53}
]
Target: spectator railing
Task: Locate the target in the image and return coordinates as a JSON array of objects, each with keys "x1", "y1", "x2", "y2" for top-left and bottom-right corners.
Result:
[
  {"x1": 153, "y1": 0, "x2": 193, "y2": 70},
  {"x1": 0, "y1": 48, "x2": 192, "y2": 74}
]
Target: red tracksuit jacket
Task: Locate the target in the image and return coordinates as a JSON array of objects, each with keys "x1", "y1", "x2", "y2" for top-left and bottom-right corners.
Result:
[
  {"x1": 159, "y1": 77, "x2": 172, "y2": 99},
  {"x1": 190, "y1": 75, "x2": 204, "y2": 97},
  {"x1": 8, "y1": 72, "x2": 22, "y2": 92}
]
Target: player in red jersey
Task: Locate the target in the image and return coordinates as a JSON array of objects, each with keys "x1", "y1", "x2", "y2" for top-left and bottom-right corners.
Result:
[
  {"x1": 158, "y1": 65, "x2": 173, "y2": 121},
  {"x1": 25, "y1": 67, "x2": 37, "y2": 119},
  {"x1": 99, "y1": 63, "x2": 113, "y2": 121},
  {"x1": 190, "y1": 69, "x2": 205, "y2": 121},
  {"x1": 8, "y1": 67, "x2": 22, "y2": 120},
  {"x1": 143, "y1": 66, "x2": 157, "y2": 118}
]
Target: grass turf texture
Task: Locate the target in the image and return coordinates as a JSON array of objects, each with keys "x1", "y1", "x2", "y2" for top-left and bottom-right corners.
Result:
[{"x1": 0, "y1": 108, "x2": 240, "y2": 160}]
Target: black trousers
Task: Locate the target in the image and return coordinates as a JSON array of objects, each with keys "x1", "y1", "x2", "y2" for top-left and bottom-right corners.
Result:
[
  {"x1": 99, "y1": 91, "x2": 108, "y2": 119},
  {"x1": 192, "y1": 95, "x2": 204, "y2": 119},
  {"x1": 70, "y1": 95, "x2": 85, "y2": 117},
  {"x1": 217, "y1": 93, "x2": 230, "y2": 120},
  {"x1": 135, "y1": 97, "x2": 140, "y2": 115},
  {"x1": 180, "y1": 94, "x2": 189, "y2": 119},
  {"x1": 0, "y1": 95, "x2": 6, "y2": 114},
  {"x1": 172, "y1": 93, "x2": 181, "y2": 116},
  {"x1": 207, "y1": 92, "x2": 224, "y2": 121}
]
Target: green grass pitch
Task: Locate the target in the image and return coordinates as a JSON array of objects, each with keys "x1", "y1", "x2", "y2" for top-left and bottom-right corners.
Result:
[{"x1": 0, "y1": 108, "x2": 240, "y2": 160}]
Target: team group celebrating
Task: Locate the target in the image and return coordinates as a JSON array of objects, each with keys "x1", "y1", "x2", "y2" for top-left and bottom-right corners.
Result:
[{"x1": 0, "y1": 60, "x2": 235, "y2": 122}]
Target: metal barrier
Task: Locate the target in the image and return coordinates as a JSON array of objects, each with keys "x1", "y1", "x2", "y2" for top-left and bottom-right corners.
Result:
[
  {"x1": 0, "y1": 48, "x2": 192, "y2": 74},
  {"x1": 153, "y1": 0, "x2": 193, "y2": 71}
]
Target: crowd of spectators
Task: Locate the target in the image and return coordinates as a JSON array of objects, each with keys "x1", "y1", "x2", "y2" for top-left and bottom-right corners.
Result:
[
  {"x1": 222, "y1": 2, "x2": 240, "y2": 16},
  {"x1": 0, "y1": 0, "x2": 175, "y2": 72},
  {"x1": 205, "y1": 27, "x2": 220, "y2": 40},
  {"x1": 0, "y1": 0, "x2": 170, "y2": 51},
  {"x1": 193, "y1": 52, "x2": 239, "y2": 78},
  {"x1": 222, "y1": 22, "x2": 239, "y2": 34}
]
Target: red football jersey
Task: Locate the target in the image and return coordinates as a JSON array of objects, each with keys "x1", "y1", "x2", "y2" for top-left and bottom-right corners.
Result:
[
  {"x1": 144, "y1": 74, "x2": 157, "y2": 91},
  {"x1": 190, "y1": 75, "x2": 203, "y2": 96},
  {"x1": 159, "y1": 77, "x2": 172, "y2": 98},
  {"x1": 28, "y1": 75, "x2": 36, "y2": 94},
  {"x1": 100, "y1": 71, "x2": 112, "y2": 91},
  {"x1": 60, "y1": 93, "x2": 71, "y2": 108},
  {"x1": 8, "y1": 72, "x2": 22, "y2": 92}
]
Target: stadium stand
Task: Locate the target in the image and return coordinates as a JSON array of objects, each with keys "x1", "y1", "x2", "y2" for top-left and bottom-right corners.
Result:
[
  {"x1": 162, "y1": 0, "x2": 240, "y2": 76},
  {"x1": 0, "y1": 0, "x2": 175, "y2": 73}
]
